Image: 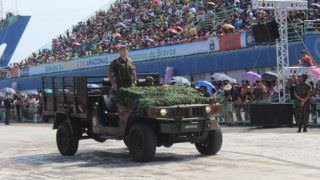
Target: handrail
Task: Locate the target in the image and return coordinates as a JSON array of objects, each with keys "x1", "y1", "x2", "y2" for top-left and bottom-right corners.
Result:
[{"x1": 304, "y1": 19, "x2": 320, "y2": 33}]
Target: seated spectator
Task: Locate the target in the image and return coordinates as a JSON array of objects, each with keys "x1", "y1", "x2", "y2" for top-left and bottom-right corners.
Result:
[{"x1": 299, "y1": 50, "x2": 315, "y2": 67}]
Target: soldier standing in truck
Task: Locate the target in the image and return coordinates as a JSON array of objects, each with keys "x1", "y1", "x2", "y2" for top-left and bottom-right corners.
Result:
[{"x1": 108, "y1": 45, "x2": 137, "y2": 91}]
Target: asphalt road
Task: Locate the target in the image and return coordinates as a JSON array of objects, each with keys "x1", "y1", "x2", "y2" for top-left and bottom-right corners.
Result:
[{"x1": 0, "y1": 124, "x2": 319, "y2": 180}]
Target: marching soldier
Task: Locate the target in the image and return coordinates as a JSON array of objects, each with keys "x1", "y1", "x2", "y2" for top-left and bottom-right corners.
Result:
[
  {"x1": 294, "y1": 74, "x2": 312, "y2": 133},
  {"x1": 108, "y1": 45, "x2": 137, "y2": 91}
]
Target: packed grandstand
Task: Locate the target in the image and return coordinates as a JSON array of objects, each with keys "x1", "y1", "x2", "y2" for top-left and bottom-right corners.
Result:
[{"x1": 6, "y1": 0, "x2": 320, "y2": 70}]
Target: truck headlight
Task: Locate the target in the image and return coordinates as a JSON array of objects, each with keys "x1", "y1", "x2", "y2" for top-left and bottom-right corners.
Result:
[
  {"x1": 160, "y1": 109, "x2": 168, "y2": 117},
  {"x1": 205, "y1": 106, "x2": 212, "y2": 114}
]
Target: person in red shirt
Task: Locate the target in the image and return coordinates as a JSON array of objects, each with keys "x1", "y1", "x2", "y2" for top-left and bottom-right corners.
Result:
[{"x1": 299, "y1": 50, "x2": 315, "y2": 67}]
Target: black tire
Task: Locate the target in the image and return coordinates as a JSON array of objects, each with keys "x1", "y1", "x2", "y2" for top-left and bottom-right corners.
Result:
[
  {"x1": 196, "y1": 128, "x2": 223, "y2": 155},
  {"x1": 128, "y1": 124, "x2": 157, "y2": 162},
  {"x1": 56, "y1": 122, "x2": 79, "y2": 156}
]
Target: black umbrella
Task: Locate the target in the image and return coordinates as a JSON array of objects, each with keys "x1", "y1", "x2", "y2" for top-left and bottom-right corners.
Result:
[{"x1": 262, "y1": 72, "x2": 278, "y2": 81}]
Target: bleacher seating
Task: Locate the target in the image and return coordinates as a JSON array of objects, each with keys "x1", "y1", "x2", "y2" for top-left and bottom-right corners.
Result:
[{"x1": 8, "y1": 0, "x2": 320, "y2": 70}]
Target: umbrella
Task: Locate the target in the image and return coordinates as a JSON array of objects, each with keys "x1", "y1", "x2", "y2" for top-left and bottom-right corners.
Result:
[
  {"x1": 309, "y1": 68, "x2": 320, "y2": 78},
  {"x1": 311, "y1": 3, "x2": 320, "y2": 8},
  {"x1": 25, "y1": 90, "x2": 39, "y2": 95},
  {"x1": 222, "y1": 23, "x2": 235, "y2": 30},
  {"x1": 207, "y1": 2, "x2": 216, "y2": 6},
  {"x1": 195, "y1": 81, "x2": 216, "y2": 95},
  {"x1": 44, "y1": 89, "x2": 53, "y2": 94},
  {"x1": 53, "y1": 41, "x2": 61, "y2": 46},
  {"x1": 123, "y1": 3, "x2": 132, "y2": 9},
  {"x1": 72, "y1": 42, "x2": 81, "y2": 46},
  {"x1": 0, "y1": 88, "x2": 16, "y2": 94},
  {"x1": 241, "y1": 71, "x2": 261, "y2": 82},
  {"x1": 118, "y1": 22, "x2": 127, "y2": 28},
  {"x1": 69, "y1": 34, "x2": 77, "y2": 40},
  {"x1": 261, "y1": 72, "x2": 278, "y2": 81},
  {"x1": 112, "y1": 33, "x2": 122, "y2": 38},
  {"x1": 190, "y1": 7, "x2": 197, "y2": 14},
  {"x1": 170, "y1": 76, "x2": 191, "y2": 87},
  {"x1": 211, "y1": 73, "x2": 236, "y2": 83},
  {"x1": 175, "y1": 26, "x2": 184, "y2": 32},
  {"x1": 168, "y1": 28, "x2": 178, "y2": 34},
  {"x1": 87, "y1": 84, "x2": 101, "y2": 88}
]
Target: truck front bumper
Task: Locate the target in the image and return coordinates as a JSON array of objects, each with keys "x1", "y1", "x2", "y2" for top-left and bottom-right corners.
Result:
[{"x1": 156, "y1": 117, "x2": 219, "y2": 134}]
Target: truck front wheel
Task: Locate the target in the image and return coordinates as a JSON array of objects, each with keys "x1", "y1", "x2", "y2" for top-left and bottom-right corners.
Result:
[
  {"x1": 195, "y1": 128, "x2": 223, "y2": 155},
  {"x1": 56, "y1": 122, "x2": 79, "y2": 156},
  {"x1": 128, "y1": 124, "x2": 156, "y2": 162}
]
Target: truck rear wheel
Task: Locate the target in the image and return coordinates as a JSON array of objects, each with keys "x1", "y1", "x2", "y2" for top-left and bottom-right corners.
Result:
[
  {"x1": 56, "y1": 122, "x2": 79, "y2": 156},
  {"x1": 128, "y1": 124, "x2": 156, "y2": 162},
  {"x1": 195, "y1": 128, "x2": 222, "y2": 155}
]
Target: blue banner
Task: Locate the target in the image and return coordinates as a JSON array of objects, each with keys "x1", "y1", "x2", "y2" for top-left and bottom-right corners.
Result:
[{"x1": 26, "y1": 40, "x2": 211, "y2": 76}]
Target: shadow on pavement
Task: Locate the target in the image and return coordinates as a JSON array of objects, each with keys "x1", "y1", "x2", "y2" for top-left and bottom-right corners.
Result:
[{"x1": 8, "y1": 148, "x2": 198, "y2": 168}]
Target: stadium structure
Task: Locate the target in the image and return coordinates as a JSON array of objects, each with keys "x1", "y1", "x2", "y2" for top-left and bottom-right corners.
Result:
[{"x1": 0, "y1": 0, "x2": 319, "y2": 91}]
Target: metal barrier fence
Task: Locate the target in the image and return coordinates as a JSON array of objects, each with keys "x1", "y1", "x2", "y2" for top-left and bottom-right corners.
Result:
[
  {"x1": 0, "y1": 107, "x2": 42, "y2": 123},
  {"x1": 214, "y1": 102, "x2": 320, "y2": 127},
  {"x1": 304, "y1": 20, "x2": 320, "y2": 33},
  {"x1": 1, "y1": 103, "x2": 320, "y2": 126}
]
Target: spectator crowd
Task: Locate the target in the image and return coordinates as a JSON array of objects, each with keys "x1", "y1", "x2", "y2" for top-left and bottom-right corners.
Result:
[
  {"x1": 203, "y1": 78, "x2": 280, "y2": 122},
  {"x1": 8, "y1": 0, "x2": 320, "y2": 70},
  {"x1": 0, "y1": 92, "x2": 42, "y2": 124},
  {"x1": 197, "y1": 71, "x2": 320, "y2": 124}
]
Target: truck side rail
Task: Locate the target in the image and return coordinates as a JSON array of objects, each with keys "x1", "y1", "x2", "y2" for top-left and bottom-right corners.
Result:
[{"x1": 42, "y1": 76, "x2": 110, "y2": 115}]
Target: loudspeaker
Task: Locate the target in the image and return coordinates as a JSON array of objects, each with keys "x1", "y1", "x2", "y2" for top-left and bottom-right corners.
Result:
[
  {"x1": 266, "y1": 19, "x2": 280, "y2": 40},
  {"x1": 252, "y1": 19, "x2": 279, "y2": 42},
  {"x1": 250, "y1": 103, "x2": 293, "y2": 127},
  {"x1": 252, "y1": 23, "x2": 271, "y2": 42}
]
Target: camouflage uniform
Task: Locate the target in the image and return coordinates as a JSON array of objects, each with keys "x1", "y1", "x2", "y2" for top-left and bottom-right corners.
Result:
[
  {"x1": 294, "y1": 82, "x2": 311, "y2": 131},
  {"x1": 108, "y1": 57, "x2": 136, "y2": 113},
  {"x1": 109, "y1": 57, "x2": 136, "y2": 89}
]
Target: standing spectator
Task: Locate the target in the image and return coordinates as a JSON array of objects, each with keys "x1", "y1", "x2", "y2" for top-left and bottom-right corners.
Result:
[
  {"x1": 231, "y1": 84, "x2": 242, "y2": 121},
  {"x1": 241, "y1": 81, "x2": 250, "y2": 121},
  {"x1": 222, "y1": 82, "x2": 233, "y2": 122},
  {"x1": 14, "y1": 96, "x2": 22, "y2": 122},
  {"x1": 38, "y1": 91, "x2": 44, "y2": 118},
  {"x1": 299, "y1": 50, "x2": 314, "y2": 67},
  {"x1": 294, "y1": 74, "x2": 312, "y2": 133},
  {"x1": 4, "y1": 96, "x2": 11, "y2": 125},
  {"x1": 252, "y1": 81, "x2": 264, "y2": 101}
]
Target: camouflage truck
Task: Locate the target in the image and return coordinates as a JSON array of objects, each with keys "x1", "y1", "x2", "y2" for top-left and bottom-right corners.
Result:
[{"x1": 42, "y1": 74, "x2": 222, "y2": 162}]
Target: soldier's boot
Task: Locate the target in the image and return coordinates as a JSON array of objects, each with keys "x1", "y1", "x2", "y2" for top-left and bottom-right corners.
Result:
[
  {"x1": 303, "y1": 126, "x2": 308, "y2": 132},
  {"x1": 297, "y1": 125, "x2": 302, "y2": 133}
]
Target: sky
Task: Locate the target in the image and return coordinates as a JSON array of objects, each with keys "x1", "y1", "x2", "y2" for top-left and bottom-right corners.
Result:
[{"x1": 3, "y1": 0, "x2": 115, "y2": 63}]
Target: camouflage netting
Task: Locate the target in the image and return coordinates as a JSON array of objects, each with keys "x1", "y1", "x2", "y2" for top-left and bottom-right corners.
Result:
[{"x1": 116, "y1": 86, "x2": 211, "y2": 112}]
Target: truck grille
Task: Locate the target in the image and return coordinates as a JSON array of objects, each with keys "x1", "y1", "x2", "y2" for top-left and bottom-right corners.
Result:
[
  {"x1": 174, "y1": 107, "x2": 206, "y2": 118},
  {"x1": 192, "y1": 107, "x2": 206, "y2": 117}
]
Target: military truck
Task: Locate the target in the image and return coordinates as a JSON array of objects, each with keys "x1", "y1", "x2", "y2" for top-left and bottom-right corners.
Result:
[{"x1": 42, "y1": 74, "x2": 222, "y2": 162}]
